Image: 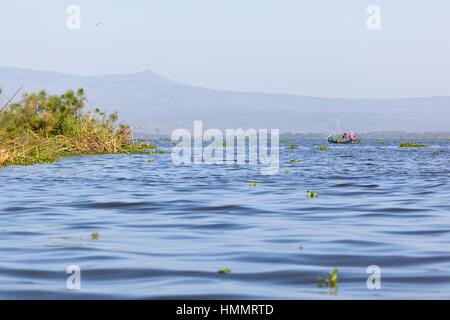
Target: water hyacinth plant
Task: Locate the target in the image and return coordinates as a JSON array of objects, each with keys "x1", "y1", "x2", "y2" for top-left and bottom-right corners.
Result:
[
  {"x1": 399, "y1": 143, "x2": 429, "y2": 148},
  {"x1": 218, "y1": 268, "x2": 231, "y2": 274},
  {"x1": 307, "y1": 191, "x2": 318, "y2": 198},
  {"x1": 316, "y1": 146, "x2": 329, "y2": 150},
  {"x1": 317, "y1": 268, "x2": 338, "y2": 288}
]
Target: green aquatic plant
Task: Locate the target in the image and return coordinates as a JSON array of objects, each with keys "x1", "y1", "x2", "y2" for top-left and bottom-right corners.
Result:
[
  {"x1": 317, "y1": 268, "x2": 338, "y2": 289},
  {"x1": 378, "y1": 141, "x2": 386, "y2": 144},
  {"x1": 432, "y1": 152, "x2": 440, "y2": 156},
  {"x1": 307, "y1": 191, "x2": 318, "y2": 198},
  {"x1": 218, "y1": 269, "x2": 231, "y2": 274},
  {"x1": 147, "y1": 159, "x2": 155, "y2": 162},
  {"x1": 290, "y1": 159, "x2": 299, "y2": 163},
  {"x1": 280, "y1": 140, "x2": 290, "y2": 143},
  {"x1": 316, "y1": 146, "x2": 329, "y2": 150},
  {"x1": 286, "y1": 144, "x2": 298, "y2": 149},
  {"x1": 249, "y1": 181, "x2": 259, "y2": 186},
  {"x1": 3, "y1": 155, "x2": 59, "y2": 166},
  {"x1": 0, "y1": 88, "x2": 158, "y2": 166},
  {"x1": 399, "y1": 143, "x2": 429, "y2": 148}
]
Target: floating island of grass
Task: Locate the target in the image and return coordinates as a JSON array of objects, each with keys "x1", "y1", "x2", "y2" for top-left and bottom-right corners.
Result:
[
  {"x1": 399, "y1": 143, "x2": 429, "y2": 148},
  {"x1": 0, "y1": 88, "x2": 161, "y2": 167},
  {"x1": 286, "y1": 144, "x2": 298, "y2": 149},
  {"x1": 316, "y1": 146, "x2": 330, "y2": 150}
]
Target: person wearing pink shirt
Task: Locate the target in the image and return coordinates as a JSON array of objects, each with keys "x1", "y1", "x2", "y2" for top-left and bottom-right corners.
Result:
[{"x1": 349, "y1": 132, "x2": 356, "y2": 140}]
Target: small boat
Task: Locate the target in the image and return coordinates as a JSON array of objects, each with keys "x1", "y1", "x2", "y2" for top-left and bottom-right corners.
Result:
[
  {"x1": 327, "y1": 137, "x2": 360, "y2": 144},
  {"x1": 327, "y1": 119, "x2": 360, "y2": 144}
]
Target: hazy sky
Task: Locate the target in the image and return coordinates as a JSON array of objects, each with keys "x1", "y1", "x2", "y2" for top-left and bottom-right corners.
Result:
[{"x1": 0, "y1": 0, "x2": 449, "y2": 98}]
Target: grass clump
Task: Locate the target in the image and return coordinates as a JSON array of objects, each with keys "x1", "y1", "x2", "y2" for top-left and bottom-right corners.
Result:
[
  {"x1": 316, "y1": 146, "x2": 329, "y2": 150},
  {"x1": 432, "y1": 152, "x2": 440, "y2": 156},
  {"x1": 286, "y1": 144, "x2": 298, "y2": 149},
  {"x1": 0, "y1": 88, "x2": 157, "y2": 166},
  {"x1": 399, "y1": 142, "x2": 429, "y2": 148},
  {"x1": 378, "y1": 141, "x2": 386, "y2": 144},
  {"x1": 249, "y1": 181, "x2": 259, "y2": 186}
]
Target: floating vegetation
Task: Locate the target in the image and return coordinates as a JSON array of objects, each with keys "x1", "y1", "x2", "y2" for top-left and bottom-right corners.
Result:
[
  {"x1": 378, "y1": 141, "x2": 386, "y2": 144},
  {"x1": 399, "y1": 143, "x2": 429, "y2": 148},
  {"x1": 218, "y1": 268, "x2": 231, "y2": 274},
  {"x1": 432, "y1": 152, "x2": 440, "y2": 156},
  {"x1": 284, "y1": 170, "x2": 289, "y2": 173},
  {"x1": 147, "y1": 159, "x2": 155, "y2": 162},
  {"x1": 307, "y1": 191, "x2": 318, "y2": 198},
  {"x1": 290, "y1": 159, "x2": 299, "y2": 163},
  {"x1": 249, "y1": 181, "x2": 259, "y2": 186},
  {"x1": 139, "y1": 143, "x2": 157, "y2": 149},
  {"x1": 91, "y1": 233, "x2": 99, "y2": 239},
  {"x1": 149, "y1": 150, "x2": 170, "y2": 154},
  {"x1": 0, "y1": 88, "x2": 158, "y2": 166},
  {"x1": 286, "y1": 145, "x2": 298, "y2": 149},
  {"x1": 280, "y1": 140, "x2": 290, "y2": 143},
  {"x1": 317, "y1": 268, "x2": 338, "y2": 289},
  {"x1": 3, "y1": 155, "x2": 59, "y2": 166},
  {"x1": 316, "y1": 146, "x2": 329, "y2": 150},
  {"x1": 299, "y1": 245, "x2": 304, "y2": 250}
]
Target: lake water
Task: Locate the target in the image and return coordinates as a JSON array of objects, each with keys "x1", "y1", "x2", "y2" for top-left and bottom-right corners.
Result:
[{"x1": 0, "y1": 140, "x2": 449, "y2": 299}]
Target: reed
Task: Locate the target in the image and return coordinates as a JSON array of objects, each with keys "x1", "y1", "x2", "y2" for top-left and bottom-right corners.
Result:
[{"x1": 0, "y1": 88, "x2": 155, "y2": 166}]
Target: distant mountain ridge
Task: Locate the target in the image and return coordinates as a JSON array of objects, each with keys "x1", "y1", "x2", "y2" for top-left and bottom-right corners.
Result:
[{"x1": 0, "y1": 67, "x2": 449, "y2": 134}]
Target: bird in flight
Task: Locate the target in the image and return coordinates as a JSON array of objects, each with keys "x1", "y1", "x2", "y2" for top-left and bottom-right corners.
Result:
[{"x1": 95, "y1": 22, "x2": 102, "y2": 27}]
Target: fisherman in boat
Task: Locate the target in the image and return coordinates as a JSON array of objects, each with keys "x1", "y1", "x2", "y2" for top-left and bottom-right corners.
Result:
[
  {"x1": 348, "y1": 132, "x2": 356, "y2": 141},
  {"x1": 342, "y1": 133, "x2": 348, "y2": 140}
]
